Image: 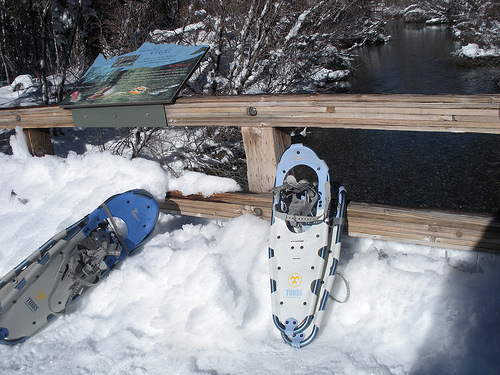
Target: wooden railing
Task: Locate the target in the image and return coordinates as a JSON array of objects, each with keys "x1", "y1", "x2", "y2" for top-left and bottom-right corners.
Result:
[
  {"x1": 1, "y1": 93, "x2": 499, "y2": 253},
  {"x1": 2, "y1": 94, "x2": 499, "y2": 132},
  {"x1": 161, "y1": 191, "x2": 500, "y2": 253}
]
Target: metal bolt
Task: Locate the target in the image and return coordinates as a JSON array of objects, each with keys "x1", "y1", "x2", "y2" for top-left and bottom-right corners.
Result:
[{"x1": 247, "y1": 107, "x2": 257, "y2": 116}]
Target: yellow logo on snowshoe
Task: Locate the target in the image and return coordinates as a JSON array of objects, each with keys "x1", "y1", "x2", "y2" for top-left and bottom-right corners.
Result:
[
  {"x1": 35, "y1": 290, "x2": 47, "y2": 303},
  {"x1": 288, "y1": 273, "x2": 302, "y2": 287},
  {"x1": 131, "y1": 208, "x2": 140, "y2": 221}
]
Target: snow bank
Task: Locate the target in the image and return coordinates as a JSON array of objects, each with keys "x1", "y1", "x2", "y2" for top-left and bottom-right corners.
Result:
[
  {"x1": 1, "y1": 129, "x2": 499, "y2": 374},
  {"x1": 458, "y1": 43, "x2": 500, "y2": 58},
  {"x1": 0, "y1": 75, "x2": 40, "y2": 107},
  {"x1": 168, "y1": 170, "x2": 240, "y2": 197},
  {"x1": 9, "y1": 75, "x2": 36, "y2": 92}
]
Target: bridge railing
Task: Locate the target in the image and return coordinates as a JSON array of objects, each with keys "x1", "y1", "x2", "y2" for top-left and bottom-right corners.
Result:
[{"x1": 1, "y1": 93, "x2": 499, "y2": 252}]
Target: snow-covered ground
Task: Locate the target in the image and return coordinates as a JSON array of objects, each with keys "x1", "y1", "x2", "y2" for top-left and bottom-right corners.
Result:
[{"x1": 1, "y1": 125, "x2": 499, "y2": 374}]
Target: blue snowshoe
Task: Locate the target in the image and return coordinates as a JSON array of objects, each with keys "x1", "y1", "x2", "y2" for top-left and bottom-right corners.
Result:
[{"x1": 0, "y1": 189, "x2": 159, "y2": 344}]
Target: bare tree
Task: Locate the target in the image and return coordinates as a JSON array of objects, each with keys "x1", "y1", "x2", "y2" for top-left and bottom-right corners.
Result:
[{"x1": 151, "y1": 0, "x2": 375, "y2": 95}]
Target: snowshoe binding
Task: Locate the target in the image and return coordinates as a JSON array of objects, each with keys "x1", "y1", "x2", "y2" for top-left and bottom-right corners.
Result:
[
  {"x1": 0, "y1": 189, "x2": 159, "y2": 344},
  {"x1": 269, "y1": 144, "x2": 347, "y2": 348}
]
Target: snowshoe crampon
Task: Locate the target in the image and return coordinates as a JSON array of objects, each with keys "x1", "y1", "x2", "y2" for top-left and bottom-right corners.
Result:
[
  {"x1": 0, "y1": 189, "x2": 159, "y2": 345},
  {"x1": 269, "y1": 144, "x2": 347, "y2": 348}
]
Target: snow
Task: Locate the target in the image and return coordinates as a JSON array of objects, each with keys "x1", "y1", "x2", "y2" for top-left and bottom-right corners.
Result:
[
  {"x1": 311, "y1": 68, "x2": 350, "y2": 87},
  {"x1": 1, "y1": 126, "x2": 499, "y2": 374},
  {"x1": 458, "y1": 43, "x2": 500, "y2": 58},
  {"x1": 0, "y1": 76, "x2": 40, "y2": 107},
  {"x1": 9, "y1": 75, "x2": 35, "y2": 92},
  {"x1": 168, "y1": 170, "x2": 240, "y2": 197},
  {"x1": 150, "y1": 22, "x2": 206, "y2": 42}
]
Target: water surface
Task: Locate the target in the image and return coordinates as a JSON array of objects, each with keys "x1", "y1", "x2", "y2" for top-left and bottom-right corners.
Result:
[{"x1": 299, "y1": 21, "x2": 500, "y2": 213}]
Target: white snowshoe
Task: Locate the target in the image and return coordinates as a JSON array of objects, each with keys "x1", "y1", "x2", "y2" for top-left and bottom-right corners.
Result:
[
  {"x1": 269, "y1": 144, "x2": 347, "y2": 348},
  {"x1": 0, "y1": 189, "x2": 159, "y2": 344}
]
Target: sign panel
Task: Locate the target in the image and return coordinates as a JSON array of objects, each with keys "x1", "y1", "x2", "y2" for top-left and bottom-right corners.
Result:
[
  {"x1": 60, "y1": 43, "x2": 209, "y2": 108},
  {"x1": 70, "y1": 105, "x2": 168, "y2": 128}
]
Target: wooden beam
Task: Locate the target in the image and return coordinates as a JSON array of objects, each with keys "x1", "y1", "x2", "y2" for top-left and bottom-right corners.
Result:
[
  {"x1": 162, "y1": 191, "x2": 273, "y2": 221},
  {"x1": 1, "y1": 94, "x2": 500, "y2": 134},
  {"x1": 346, "y1": 202, "x2": 499, "y2": 253},
  {"x1": 160, "y1": 191, "x2": 500, "y2": 254},
  {"x1": 0, "y1": 105, "x2": 73, "y2": 129},
  {"x1": 164, "y1": 94, "x2": 500, "y2": 134},
  {"x1": 241, "y1": 126, "x2": 291, "y2": 192}
]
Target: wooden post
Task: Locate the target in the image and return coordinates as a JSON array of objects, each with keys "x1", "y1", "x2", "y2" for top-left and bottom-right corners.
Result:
[
  {"x1": 23, "y1": 128, "x2": 54, "y2": 156},
  {"x1": 241, "y1": 126, "x2": 291, "y2": 193}
]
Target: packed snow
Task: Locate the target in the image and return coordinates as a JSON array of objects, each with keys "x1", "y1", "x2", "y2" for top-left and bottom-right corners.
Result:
[{"x1": 0, "y1": 127, "x2": 499, "y2": 374}]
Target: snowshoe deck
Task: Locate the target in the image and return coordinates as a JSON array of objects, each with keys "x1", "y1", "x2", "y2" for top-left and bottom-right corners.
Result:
[
  {"x1": 0, "y1": 189, "x2": 159, "y2": 345},
  {"x1": 269, "y1": 144, "x2": 347, "y2": 348}
]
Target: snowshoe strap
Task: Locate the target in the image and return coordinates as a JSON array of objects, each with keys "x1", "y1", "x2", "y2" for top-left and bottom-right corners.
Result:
[
  {"x1": 272, "y1": 177, "x2": 316, "y2": 198},
  {"x1": 68, "y1": 255, "x2": 99, "y2": 288},
  {"x1": 328, "y1": 272, "x2": 350, "y2": 304},
  {"x1": 274, "y1": 211, "x2": 327, "y2": 226},
  {"x1": 331, "y1": 217, "x2": 345, "y2": 226},
  {"x1": 101, "y1": 203, "x2": 130, "y2": 255},
  {"x1": 272, "y1": 178, "x2": 328, "y2": 226},
  {"x1": 67, "y1": 229, "x2": 121, "y2": 288}
]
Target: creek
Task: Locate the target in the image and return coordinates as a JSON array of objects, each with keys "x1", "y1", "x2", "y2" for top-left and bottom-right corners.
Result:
[{"x1": 296, "y1": 21, "x2": 500, "y2": 213}]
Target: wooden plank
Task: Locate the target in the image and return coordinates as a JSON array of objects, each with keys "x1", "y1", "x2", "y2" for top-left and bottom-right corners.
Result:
[
  {"x1": 163, "y1": 93, "x2": 500, "y2": 134},
  {"x1": 1, "y1": 93, "x2": 498, "y2": 134},
  {"x1": 162, "y1": 191, "x2": 273, "y2": 220},
  {"x1": 159, "y1": 192, "x2": 500, "y2": 253},
  {"x1": 165, "y1": 104, "x2": 500, "y2": 116},
  {"x1": 164, "y1": 117, "x2": 500, "y2": 131},
  {"x1": 0, "y1": 105, "x2": 73, "y2": 129}
]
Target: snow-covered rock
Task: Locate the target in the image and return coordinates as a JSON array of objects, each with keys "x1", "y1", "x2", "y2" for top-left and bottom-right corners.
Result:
[
  {"x1": 9, "y1": 74, "x2": 36, "y2": 92},
  {"x1": 458, "y1": 43, "x2": 500, "y2": 58},
  {"x1": 403, "y1": 5, "x2": 429, "y2": 23},
  {"x1": 311, "y1": 68, "x2": 350, "y2": 87}
]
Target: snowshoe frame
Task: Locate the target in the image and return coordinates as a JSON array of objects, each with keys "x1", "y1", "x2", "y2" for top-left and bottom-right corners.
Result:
[{"x1": 269, "y1": 144, "x2": 347, "y2": 348}]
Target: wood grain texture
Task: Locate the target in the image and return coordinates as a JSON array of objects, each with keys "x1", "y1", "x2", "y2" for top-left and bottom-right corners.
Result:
[
  {"x1": 164, "y1": 93, "x2": 500, "y2": 134},
  {"x1": 160, "y1": 191, "x2": 500, "y2": 253},
  {"x1": 1, "y1": 93, "x2": 499, "y2": 133},
  {"x1": 241, "y1": 126, "x2": 291, "y2": 192}
]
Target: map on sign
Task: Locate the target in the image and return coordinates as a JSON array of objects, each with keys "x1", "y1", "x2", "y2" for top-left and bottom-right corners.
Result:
[{"x1": 60, "y1": 43, "x2": 209, "y2": 108}]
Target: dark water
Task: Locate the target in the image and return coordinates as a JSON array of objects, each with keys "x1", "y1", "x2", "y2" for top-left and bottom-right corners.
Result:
[
  {"x1": 297, "y1": 22, "x2": 500, "y2": 213},
  {"x1": 350, "y1": 21, "x2": 500, "y2": 94}
]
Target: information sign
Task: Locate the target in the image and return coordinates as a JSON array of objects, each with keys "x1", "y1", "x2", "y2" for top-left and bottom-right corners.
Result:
[{"x1": 60, "y1": 43, "x2": 209, "y2": 108}]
